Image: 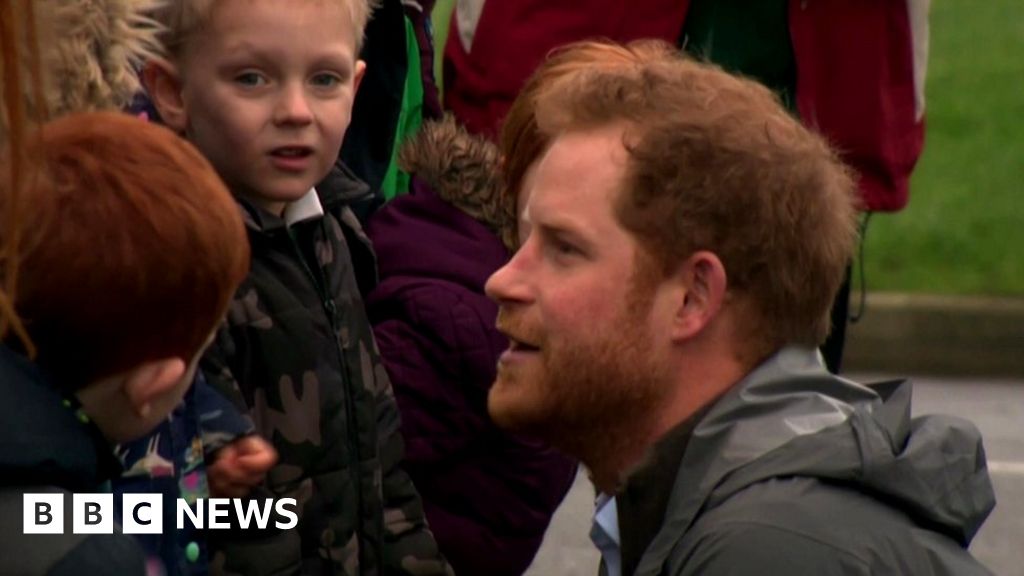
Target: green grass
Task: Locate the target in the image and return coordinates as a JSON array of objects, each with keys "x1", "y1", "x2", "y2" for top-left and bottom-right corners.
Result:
[
  {"x1": 862, "y1": 0, "x2": 1024, "y2": 296},
  {"x1": 432, "y1": 0, "x2": 456, "y2": 99}
]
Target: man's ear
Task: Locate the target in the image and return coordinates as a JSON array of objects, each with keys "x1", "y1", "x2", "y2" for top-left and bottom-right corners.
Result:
[
  {"x1": 143, "y1": 59, "x2": 188, "y2": 133},
  {"x1": 670, "y1": 251, "x2": 728, "y2": 341},
  {"x1": 123, "y1": 358, "x2": 187, "y2": 418},
  {"x1": 353, "y1": 60, "x2": 367, "y2": 96}
]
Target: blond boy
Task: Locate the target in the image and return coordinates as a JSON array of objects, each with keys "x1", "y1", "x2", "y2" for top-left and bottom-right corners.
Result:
[{"x1": 145, "y1": 1, "x2": 451, "y2": 574}]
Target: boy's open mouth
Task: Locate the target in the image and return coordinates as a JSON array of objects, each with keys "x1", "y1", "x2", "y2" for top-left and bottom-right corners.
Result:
[{"x1": 271, "y1": 146, "x2": 313, "y2": 158}]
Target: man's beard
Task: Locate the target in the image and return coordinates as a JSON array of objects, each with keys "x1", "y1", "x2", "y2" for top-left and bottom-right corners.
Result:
[{"x1": 490, "y1": 292, "x2": 670, "y2": 467}]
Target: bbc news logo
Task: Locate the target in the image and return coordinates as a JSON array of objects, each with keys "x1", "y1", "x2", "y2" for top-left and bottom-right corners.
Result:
[{"x1": 23, "y1": 494, "x2": 298, "y2": 534}]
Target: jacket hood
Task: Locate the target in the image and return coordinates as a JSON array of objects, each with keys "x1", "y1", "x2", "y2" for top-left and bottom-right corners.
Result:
[
  {"x1": 397, "y1": 116, "x2": 513, "y2": 248},
  {"x1": 366, "y1": 116, "x2": 509, "y2": 295},
  {"x1": 3, "y1": 0, "x2": 160, "y2": 145},
  {"x1": 366, "y1": 178, "x2": 508, "y2": 297},
  {"x1": 637, "y1": 347, "x2": 995, "y2": 574},
  {"x1": 0, "y1": 346, "x2": 119, "y2": 492},
  {"x1": 41, "y1": 0, "x2": 162, "y2": 115}
]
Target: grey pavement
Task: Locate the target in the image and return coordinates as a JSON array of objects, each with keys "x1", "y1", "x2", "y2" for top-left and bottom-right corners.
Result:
[
  {"x1": 523, "y1": 467, "x2": 598, "y2": 576},
  {"x1": 524, "y1": 374, "x2": 1024, "y2": 576}
]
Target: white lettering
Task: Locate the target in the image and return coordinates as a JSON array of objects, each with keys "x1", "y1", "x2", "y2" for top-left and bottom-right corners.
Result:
[
  {"x1": 275, "y1": 498, "x2": 298, "y2": 530},
  {"x1": 23, "y1": 494, "x2": 302, "y2": 534},
  {"x1": 177, "y1": 498, "x2": 204, "y2": 530},
  {"x1": 233, "y1": 499, "x2": 273, "y2": 529},
  {"x1": 207, "y1": 498, "x2": 231, "y2": 529}
]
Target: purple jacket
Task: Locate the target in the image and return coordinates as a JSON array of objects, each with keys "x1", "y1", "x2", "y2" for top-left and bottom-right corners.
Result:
[{"x1": 365, "y1": 120, "x2": 576, "y2": 576}]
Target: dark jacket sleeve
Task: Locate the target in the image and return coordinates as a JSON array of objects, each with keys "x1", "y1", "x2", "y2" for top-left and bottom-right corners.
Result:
[
  {"x1": 371, "y1": 332, "x2": 455, "y2": 576},
  {"x1": 193, "y1": 369, "x2": 256, "y2": 455},
  {"x1": 199, "y1": 319, "x2": 251, "y2": 416},
  {"x1": 48, "y1": 534, "x2": 148, "y2": 576}
]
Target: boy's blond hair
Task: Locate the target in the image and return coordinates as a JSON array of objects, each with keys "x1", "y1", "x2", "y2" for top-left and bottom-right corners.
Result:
[{"x1": 154, "y1": 0, "x2": 380, "y2": 57}]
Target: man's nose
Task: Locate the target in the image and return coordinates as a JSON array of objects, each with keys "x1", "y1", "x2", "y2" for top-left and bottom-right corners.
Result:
[{"x1": 485, "y1": 246, "x2": 533, "y2": 304}]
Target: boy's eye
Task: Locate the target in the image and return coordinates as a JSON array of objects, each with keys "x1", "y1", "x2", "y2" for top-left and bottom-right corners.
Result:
[
  {"x1": 311, "y1": 73, "x2": 344, "y2": 88},
  {"x1": 234, "y1": 72, "x2": 266, "y2": 87}
]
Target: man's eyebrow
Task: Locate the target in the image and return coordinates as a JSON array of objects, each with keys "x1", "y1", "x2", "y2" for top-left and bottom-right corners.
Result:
[{"x1": 534, "y1": 221, "x2": 592, "y2": 247}]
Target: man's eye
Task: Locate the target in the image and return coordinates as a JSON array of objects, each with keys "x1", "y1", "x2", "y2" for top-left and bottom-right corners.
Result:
[
  {"x1": 549, "y1": 238, "x2": 580, "y2": 258},
  {"x1": 234, "y1": 72, "x2": 266, "y2": 87}
]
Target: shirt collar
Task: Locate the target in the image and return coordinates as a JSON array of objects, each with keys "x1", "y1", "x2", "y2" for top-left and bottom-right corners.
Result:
[
  {"x1": 283, "y1": 188, "x2": 324, "y2": 226},
  {"x1": 613, "y1": 401, "x2": 715, "y2": 576},
  {"x1": 594, "y1": 493, "x2": 621, "y2": 544},
  {"x1": 591, "y1": 493, "x2": 622, "y2": 576}
]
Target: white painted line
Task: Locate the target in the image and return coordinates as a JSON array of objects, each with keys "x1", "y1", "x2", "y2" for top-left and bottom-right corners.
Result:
[{"x1": 988, "y1": 461, "x2": 1024, "y2": 476}]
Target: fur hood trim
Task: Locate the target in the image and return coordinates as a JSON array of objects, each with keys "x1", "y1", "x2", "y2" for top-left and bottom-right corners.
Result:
[
  {"x1": 42, "y1": 0, "x2": 163, "y2": 115},
  {"x1": 399, "y1": 115, "x2": 515, "y2": 248}
]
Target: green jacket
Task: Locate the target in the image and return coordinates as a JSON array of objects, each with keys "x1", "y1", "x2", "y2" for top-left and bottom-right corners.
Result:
[{"x1": 201, "y1": 165, "x2": 451, "y2": 576}]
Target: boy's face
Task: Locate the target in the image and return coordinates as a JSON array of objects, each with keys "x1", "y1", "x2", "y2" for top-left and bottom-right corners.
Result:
[{"x1": 175, "y1": 0, "x2": 364, "y2": 216}]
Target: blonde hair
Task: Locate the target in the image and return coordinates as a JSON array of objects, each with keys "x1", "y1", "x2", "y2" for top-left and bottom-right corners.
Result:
[{"x1": 154, "y1": 0, "x2": 380, "y2": 57}]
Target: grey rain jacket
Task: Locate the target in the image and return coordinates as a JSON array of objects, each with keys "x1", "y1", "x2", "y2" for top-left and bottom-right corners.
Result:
[{"x1": 623, "y1": 346, "x2": 995, "y2": 576}]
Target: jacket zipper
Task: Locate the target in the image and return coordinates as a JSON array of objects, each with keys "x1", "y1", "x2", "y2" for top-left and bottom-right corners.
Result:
[{"x1": 285, "y1": 224, "x2": 365, "y2": 564}]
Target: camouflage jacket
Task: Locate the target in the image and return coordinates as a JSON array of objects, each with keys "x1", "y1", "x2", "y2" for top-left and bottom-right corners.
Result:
[{"x1": 200, "y1": 165, "x2": 452, "y2": 576}]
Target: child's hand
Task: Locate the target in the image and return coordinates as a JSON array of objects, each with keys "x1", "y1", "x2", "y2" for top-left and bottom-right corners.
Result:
[{"x1": 208, "y1": 435, "x2": 277, "y2": 498}]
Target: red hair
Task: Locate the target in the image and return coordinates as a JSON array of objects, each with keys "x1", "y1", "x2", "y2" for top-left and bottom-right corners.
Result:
[
  {"x1": 1, "y1": 0, "x2": 48, "y2": 352},
  {"x1": 500, "y1": 40, "x2": 676, "y2": 247},
  {"x1": 1, "y1": 111, "x2": 249, "y2": 388},
  {"x1": 531, "y1": 40, "x2": 859, "y2": 360}
]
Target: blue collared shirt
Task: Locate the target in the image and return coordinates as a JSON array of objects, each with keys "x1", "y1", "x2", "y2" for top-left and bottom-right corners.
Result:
[{"x1": 591, "y1": 493, "x2": 622, "y2": 576}]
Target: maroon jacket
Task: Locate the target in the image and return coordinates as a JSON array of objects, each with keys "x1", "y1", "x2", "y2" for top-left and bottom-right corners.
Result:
[
  {"x1": 443, "y1": 0, "x2": 928, "y2": 211},
  {"x1": 365, "y1": 121, "x2": 576, "y2": 576}
]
